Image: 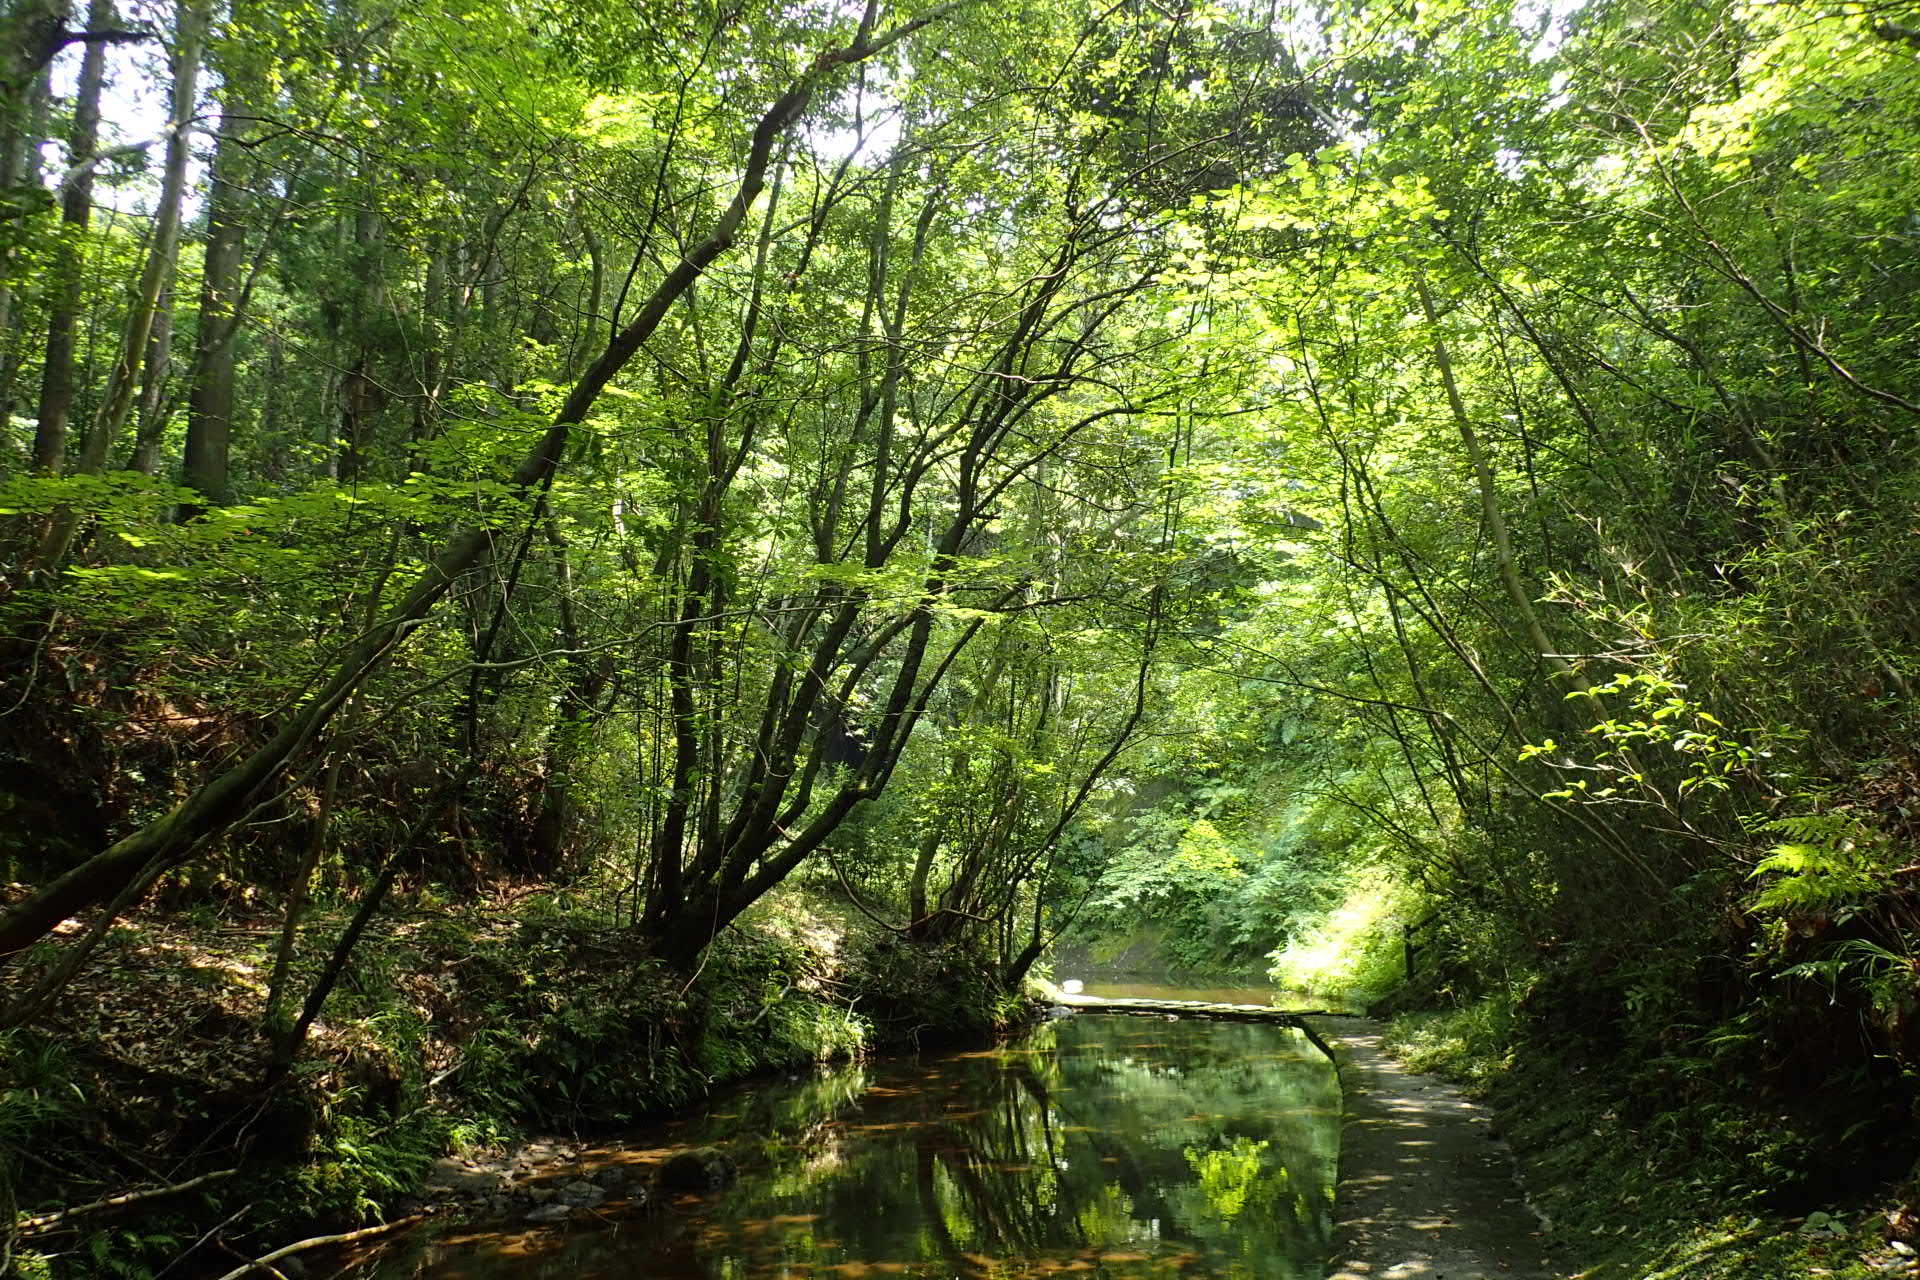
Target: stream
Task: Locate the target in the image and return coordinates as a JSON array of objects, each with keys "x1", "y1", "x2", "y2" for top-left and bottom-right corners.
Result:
[{"x1": 344, "y1": 1001, "x2": 1340, "y2": 1279}]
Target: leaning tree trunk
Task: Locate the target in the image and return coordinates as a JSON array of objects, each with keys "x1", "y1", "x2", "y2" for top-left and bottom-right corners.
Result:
[{"x1": 1413, "y1": 272, "x2": 1589, "y2": 697}]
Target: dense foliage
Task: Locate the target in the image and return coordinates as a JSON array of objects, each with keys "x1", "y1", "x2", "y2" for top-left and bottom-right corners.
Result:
[{"x1": 2, "y1": 0, "x2": 1920, "y2": 1269}]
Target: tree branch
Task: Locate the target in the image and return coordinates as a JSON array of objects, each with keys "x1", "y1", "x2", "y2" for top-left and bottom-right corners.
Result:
[
  {"x1": 16, "y1": 1168, "x2": 237, "y2": 1234},
  {"x1": 56, "y1": 25, "x2": 153, "y2": 49},
  {"x1": 209, "y1": 1214, "x2": 425, "y2": 1280}
]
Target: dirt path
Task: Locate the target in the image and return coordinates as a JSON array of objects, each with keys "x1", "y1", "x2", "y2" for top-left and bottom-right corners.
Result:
[{"x1": 1311, "y1": 1019, "x2": 1558, "y2": 1280}]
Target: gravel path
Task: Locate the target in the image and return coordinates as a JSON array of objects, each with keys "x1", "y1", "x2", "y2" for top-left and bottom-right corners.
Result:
[{"x1": 1311, "y1": 1019, "x2": 1558, "y2": 1280}]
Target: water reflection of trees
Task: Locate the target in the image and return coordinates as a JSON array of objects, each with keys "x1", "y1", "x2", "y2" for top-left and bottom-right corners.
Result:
[
  {"x1": 857, "y1": 1019, "x2": 1334, "y2": 1274},
  {"x1": 548, "y1": 1018, "x2": 1337, "y2": 1279},
  {"x1": 914, "y1": 1058, "x2": 1079, "y2": 1263},
  {"x1": 359, "y1": 1021, "x2": 1338, "y2": 1279}
]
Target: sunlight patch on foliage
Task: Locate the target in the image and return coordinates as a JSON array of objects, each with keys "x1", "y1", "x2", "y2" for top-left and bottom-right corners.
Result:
[{"x1": 1266, "y1": 869, "x2": 1417, "y2": 1006}]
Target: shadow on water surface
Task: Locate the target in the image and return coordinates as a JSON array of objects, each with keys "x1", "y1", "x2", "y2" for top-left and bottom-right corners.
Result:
[{"x1": 342, "y1": 1016, "x2": 1341, "y2": 1279}]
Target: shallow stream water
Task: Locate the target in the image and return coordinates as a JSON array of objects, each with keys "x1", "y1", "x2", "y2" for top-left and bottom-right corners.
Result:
[{"x1": 347, "y1": 1010, "x2": 1340, "y2": 1279}]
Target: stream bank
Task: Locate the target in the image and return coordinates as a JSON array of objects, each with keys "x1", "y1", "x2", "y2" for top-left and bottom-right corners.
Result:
[{"x1": 0, "y1": 891, "x2": 1033, "y2": 1279}]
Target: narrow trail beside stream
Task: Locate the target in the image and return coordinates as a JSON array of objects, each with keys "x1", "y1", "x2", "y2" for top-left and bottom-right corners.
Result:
[{"x1": 1310, "y1": 1019, "x2": 1559, "y2": 1280}]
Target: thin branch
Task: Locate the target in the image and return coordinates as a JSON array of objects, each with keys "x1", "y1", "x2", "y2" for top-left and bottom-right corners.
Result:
[
  {"x1": 16, "y1": 1168, "x2": 237, "y2": 1234},
  {"x1": 50, "y1": 121, "x2": 197, "y2": 199}
]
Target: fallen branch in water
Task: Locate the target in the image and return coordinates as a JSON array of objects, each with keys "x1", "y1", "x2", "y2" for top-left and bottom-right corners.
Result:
[{"x1": 1047, "y1": 994, "x2": 1355, "y2": 1074}]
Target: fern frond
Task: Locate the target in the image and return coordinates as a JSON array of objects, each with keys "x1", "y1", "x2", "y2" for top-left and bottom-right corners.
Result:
[
  {"x1": 1758, "y1": 812, "x2": 1872, "y2": 845},
  {"x1": 1750, "y1": 843, "x2": 1825, "y2": 877}
]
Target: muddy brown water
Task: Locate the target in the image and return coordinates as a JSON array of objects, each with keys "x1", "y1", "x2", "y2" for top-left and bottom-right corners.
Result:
[{"x1": 340, "y1": 1005, "x2": 1341, "y2": 1279}]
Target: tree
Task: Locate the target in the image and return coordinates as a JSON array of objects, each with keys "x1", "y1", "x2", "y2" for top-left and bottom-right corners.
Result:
[{"x1": 0, "y1": 0, "x2": 963, "y2": 974}]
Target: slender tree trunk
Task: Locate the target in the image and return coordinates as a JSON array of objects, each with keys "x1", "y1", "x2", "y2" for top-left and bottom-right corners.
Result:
[
  {"x1": 525, "y1": 525, "x2": 611, "y2": 875},
  {"x1": 1414, "y1": 273, "x2": 1589, "y2": 696},
  {"x1": 909, "y1": 642, "x2": 1007, "y2": 937},
  {"x1": 28, "y1": 0, "x2": 110, "y2": 476},
  {"x1": 122, "y1": 282, "x2": 172, "y2": 472},
  {"x1": 0, "y1": 59, "x2": 48, "y2": 424},
  {"x1": 261, "y1": 748, "x2": 339, "y2": 1047},
  {"x1": 411, "y1": 234, "x2": 447, "y2": 446},
  {"x1": 80, "y1": 0, "x2": 204, "y2": 468},
  {"x1": 335, "y1": 199, "x2": 382, "y2": 483},
  {"x1": 1002, "y1": 584, "x2": 1163, "y2": 988},
  {"x1": 264, "y1": 781, "x2": 459, "y2": 1085},
  {"x1": 31, "y1": 0, "x2": 205, "y2": 570}
]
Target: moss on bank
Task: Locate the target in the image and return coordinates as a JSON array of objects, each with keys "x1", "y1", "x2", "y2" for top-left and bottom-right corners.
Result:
[{"x1": 0, "y1": 889, "x2": 1034, "y2": 1278}]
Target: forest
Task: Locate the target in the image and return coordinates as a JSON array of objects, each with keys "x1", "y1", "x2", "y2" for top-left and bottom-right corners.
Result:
[{"x1": 1, "y1": 0, "x2": 1918, "y2": 1272}]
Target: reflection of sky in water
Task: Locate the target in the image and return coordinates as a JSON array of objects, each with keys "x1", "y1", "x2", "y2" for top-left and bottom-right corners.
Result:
[{"x1": 349, "y1": 1016, "x2": 1339, "y2": 1280}]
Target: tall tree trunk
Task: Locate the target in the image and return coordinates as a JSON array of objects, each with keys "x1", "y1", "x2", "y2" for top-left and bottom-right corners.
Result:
[
  {"x1": 28, "y1": 0, "x2": 110, "y2": 476},
  {"x1": 334, "y1": 190, "x2": 384, "y2": 483},
  {"x1": 179, "y1": 63, "x2": 251, "y2": 508},
  {"x1": 80, "y1": 0, "x2": 204, "y2": 466},
  {"x1": 525, "y1": 524, "x2": 612, "y2": 876},
  {"x1": 0, "y1": 0, "x2": 66, "y2": 172},
  {"x1": 0, "y1": 59, "x2": 48, "y2": 424},
  {"x1": 410, "y1": 233, "x2": 447, "y2": 446}
]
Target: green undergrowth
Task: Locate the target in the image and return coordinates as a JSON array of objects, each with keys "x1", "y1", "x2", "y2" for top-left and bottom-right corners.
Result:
[
  {"x1": 2, "y1": 887, "x2": 1030, "y2": 1278},
  {"x1": 1384, "y1": 995, "x2": 1908, "y2": 1279}
]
